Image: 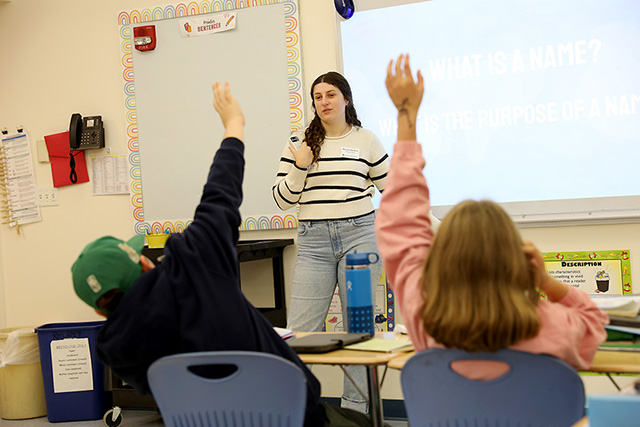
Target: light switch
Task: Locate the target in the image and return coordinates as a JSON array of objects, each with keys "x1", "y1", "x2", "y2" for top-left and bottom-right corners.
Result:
[{"x1": 37, "y1": 139, "x2": 50, "y2": 163}]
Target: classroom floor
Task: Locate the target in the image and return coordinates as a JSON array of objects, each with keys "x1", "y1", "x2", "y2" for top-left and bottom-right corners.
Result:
[{"x1": 2, "y1": 410, "x2": 408, "y2": 426}]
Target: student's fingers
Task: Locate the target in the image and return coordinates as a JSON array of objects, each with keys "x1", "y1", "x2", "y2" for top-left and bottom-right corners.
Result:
[
  {"x1": 403, "y1": 54, "x2": 412, "y2": 80},
  {"x1": 395, "y1": 54, "x2": 403, "y2": 77},
  {"x1": 214, "y1": 81, "x2": 224, "y2": 98},
  {"x1": 215, "y1": 82, "x2": 228, "y2": 102},
  {"x1": 385, "y1": 64, "x2": 395, "y2": 94},
  {"x1": 522, "y1": 241, "x2": 544, "y2": 288},
  {"x1": 213, "y1": 81, "x2": 236, "y2": 113},
  {"x1": 417, "y1": 69, "x2": 424, "y2": 89},
  {"x1": 212, "y1": 82, "x2": 223, "y2": 112},
  {"x1": 522, "y1": 240, "x2": 535, "y2": 259},
  {"x1": 523, "y1": 241, "x2": 544, "y2": 269}
]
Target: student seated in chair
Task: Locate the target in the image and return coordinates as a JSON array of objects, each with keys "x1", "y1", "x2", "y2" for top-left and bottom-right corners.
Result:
[
  {"x1": 375, "y1": 54, "x2": 609, "y2": 379},
  {"x1": 72, "y1": 82, "x2": 377, "y2": 427}
]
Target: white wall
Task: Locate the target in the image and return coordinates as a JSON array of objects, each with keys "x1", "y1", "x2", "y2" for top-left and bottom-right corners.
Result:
[
  {"x1": 0, "y1": 0, "x2": 637, "y2": 401},
  {"x1": 0, "y1": 0, "x2": 338, "y2": 328}
]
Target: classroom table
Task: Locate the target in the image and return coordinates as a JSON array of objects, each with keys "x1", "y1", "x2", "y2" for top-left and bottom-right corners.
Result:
[
  {"x1": 295, "y1": 333, "x2": 412, "y2": 427},
  {"x1": 587, "y1": 348, "x2": 640, "y2": 373}
]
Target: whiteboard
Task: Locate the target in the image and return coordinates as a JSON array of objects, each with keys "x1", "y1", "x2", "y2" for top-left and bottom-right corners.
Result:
[
  {"x1": 119, "y1": 1, "x2": 302, "y2": 232},
  {"x1": 340, "y1": 0, "x2": 640, "y2": 226}
]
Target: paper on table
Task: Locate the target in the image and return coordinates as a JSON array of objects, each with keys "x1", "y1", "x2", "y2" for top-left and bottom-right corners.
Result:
[
  {"x1": 592, "y1": 296, "x2": 640, "y2": 318},
  {"x1": 273, "y1": 327, "x2": 295, "y2": 340},
  {"x1": 344, "y1": 338, "x2": 413, "y2": 353}
]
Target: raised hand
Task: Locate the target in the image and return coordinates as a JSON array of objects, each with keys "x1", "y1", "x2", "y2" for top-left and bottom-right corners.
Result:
[
  {"x1": 212, "y1": 81, "x2": 245, "y2": 141},
  {"x1": 385, "y1": 54, "x2": 424, "y2": 140}
]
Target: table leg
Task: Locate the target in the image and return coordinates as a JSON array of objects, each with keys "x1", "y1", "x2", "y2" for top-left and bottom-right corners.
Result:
[{"x1": 366, "y1": 365, "x2": 384, "y2": 427}]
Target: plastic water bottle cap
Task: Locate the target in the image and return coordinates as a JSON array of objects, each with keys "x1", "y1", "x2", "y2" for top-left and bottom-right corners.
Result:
[{"x1": 346, "y1": 252, "x2": 379, "y2": 266}]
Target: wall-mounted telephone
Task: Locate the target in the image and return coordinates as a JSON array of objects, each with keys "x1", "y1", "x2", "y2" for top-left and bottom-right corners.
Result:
[{"x1": 69, "y1": 113, "x2": 105, "y2": 150}]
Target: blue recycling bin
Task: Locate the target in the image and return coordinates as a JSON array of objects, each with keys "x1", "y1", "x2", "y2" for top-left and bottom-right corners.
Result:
[{"x1": 35, "y1": 321, "x2": 108, "y2": 422}]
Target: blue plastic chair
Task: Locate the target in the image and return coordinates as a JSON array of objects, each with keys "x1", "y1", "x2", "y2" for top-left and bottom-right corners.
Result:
[
  {"x1": 147, "y1": 351, "x2": 307, "y2": 427},
  {"x1": 401, "y1": 348, "x2": 585, "y2": 427}
]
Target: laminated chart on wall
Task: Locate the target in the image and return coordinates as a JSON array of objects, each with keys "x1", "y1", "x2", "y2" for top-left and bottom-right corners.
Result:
[
  {"x1": 91, "y1": 155, "x2": 128, "y2": 196},
  {"x1": 543, "y1": 249, "x2": 632, "y2": 295},
  {"x1": 0, "y1": 130, "x2": 41, "y2": 230}
]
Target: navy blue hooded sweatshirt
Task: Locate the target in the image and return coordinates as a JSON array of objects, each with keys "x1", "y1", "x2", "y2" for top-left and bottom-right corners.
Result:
[{"x1": 96, "y1": 138, "x2": 325, "y2": 426}]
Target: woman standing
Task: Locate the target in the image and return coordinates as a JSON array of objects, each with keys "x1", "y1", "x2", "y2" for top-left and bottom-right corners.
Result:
[{"x1": 272, "y1": 71, "x2": 389, "y2": 412}]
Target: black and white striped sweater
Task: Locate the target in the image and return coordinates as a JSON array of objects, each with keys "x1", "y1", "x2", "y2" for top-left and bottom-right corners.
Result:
[{"x1": 272, "y1": 126, "x2": 389, "y2": 221}]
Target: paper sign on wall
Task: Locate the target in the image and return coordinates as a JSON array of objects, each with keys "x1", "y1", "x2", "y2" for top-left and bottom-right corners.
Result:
[
  {"x1": 543, "y1": 250, "x2": 632, "y2": 295},
  {"x1": 91, "y1": 155, "x2": 128, "y2": 195},
  {"x1": 50, "y1": 338, "x2": 93, "y2": 393},
  {"x1": 180, "y1": 12, "x2": 236, "y2": 38}
]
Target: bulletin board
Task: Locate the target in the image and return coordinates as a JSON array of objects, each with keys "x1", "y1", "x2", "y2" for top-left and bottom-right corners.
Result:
[{"x1": 118, "y1": 1, "x2": 302, "y2": 234}]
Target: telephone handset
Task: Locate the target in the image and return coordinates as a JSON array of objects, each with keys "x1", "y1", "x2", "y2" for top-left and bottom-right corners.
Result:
[{"x1": 69, "y1": 113, "x2": 105, "y2": 150}]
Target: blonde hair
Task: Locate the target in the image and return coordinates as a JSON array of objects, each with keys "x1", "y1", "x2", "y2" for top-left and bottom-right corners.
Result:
[{"x1": 421, "y1": 200, "x2": 540, "y2": 352}]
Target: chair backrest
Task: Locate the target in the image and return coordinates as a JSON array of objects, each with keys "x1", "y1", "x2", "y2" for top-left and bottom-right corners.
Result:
[
  {"x1": 147, "y1": 351, "x2": 307, "y2": 427},
  {"x1": 401, "y1": 348, "x2": 585, "y2": 427}
]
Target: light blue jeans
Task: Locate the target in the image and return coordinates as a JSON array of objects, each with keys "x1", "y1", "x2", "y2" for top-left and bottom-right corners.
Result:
[{"x1": 287, "y1": 212, "x2": 382, "y2": 413}]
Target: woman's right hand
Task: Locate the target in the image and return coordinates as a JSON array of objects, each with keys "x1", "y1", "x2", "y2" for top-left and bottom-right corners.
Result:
[{"x1": 289, "y1": 141, "x2": 313, "y2": 169}]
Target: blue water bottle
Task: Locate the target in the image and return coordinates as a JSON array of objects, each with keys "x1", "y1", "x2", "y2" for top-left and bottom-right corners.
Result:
[{"x1": 345, "y1": 252, "x2": 379, "y2": 337}]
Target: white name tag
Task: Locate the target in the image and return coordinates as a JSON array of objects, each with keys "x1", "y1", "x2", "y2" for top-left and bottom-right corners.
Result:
[{"x1": 341, "y1": 147, "x2": 359, "y2": 159}]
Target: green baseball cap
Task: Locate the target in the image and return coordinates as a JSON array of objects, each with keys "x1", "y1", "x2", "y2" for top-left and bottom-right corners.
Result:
[{"x1": 72, "y1": 234, "x2": 146, "y2": 313}]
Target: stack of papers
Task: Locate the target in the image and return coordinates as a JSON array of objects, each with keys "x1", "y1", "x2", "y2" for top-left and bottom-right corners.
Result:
[
  {"x1": 273, "y1": 327, "x2": 296, "y2": 340},
  {"x1": 591, "y1": 296, "x2": 640, "y2": 318}
]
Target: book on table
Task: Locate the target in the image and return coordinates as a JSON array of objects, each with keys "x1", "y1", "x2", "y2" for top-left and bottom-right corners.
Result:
[{"x1": 344, "y1": 338, "x2": 414, "y2": 353}]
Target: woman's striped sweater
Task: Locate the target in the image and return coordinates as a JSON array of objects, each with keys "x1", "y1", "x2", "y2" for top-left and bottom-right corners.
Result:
[{"x1": 272, "y1": 126, "x2": 389, "y2": 221}]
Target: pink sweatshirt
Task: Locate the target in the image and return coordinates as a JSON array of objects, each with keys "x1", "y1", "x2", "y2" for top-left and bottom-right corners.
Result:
[{"x1": 375, "y1": 140, "x2": 609, "y2": 372}]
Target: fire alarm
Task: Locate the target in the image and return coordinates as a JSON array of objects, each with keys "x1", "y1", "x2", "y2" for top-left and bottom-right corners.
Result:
[{"x1": 133, "y1": 25, "x2": 156, "y2": 51}]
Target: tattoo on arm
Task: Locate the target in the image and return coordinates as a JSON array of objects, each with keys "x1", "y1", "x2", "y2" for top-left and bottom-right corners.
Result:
[{"x1": 397, "y1": 98, "x2": 414, "y2": 128}]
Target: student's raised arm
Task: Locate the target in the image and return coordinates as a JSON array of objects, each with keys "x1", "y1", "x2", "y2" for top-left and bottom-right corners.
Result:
[
  {"x1": 183, "y1": 81, "x2": 247, "y2": 278},
  {"x1": 376, "y1": 55, "x2": 433, "y2": 348}
]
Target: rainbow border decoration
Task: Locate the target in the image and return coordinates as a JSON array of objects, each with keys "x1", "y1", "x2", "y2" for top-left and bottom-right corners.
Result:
[{"x1": 119, "y1": 1, "x2": 302, "y2": 234}]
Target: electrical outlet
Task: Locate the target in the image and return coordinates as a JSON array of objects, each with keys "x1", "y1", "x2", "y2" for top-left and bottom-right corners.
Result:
[{"x1": 37, "y1": 187, "x2": 59, "y2": 206}]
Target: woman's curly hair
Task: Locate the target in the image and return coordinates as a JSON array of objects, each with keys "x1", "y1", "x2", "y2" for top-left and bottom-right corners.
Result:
[{"x1": 305, "y1": 72, "x2": 361, "y2": 164}]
